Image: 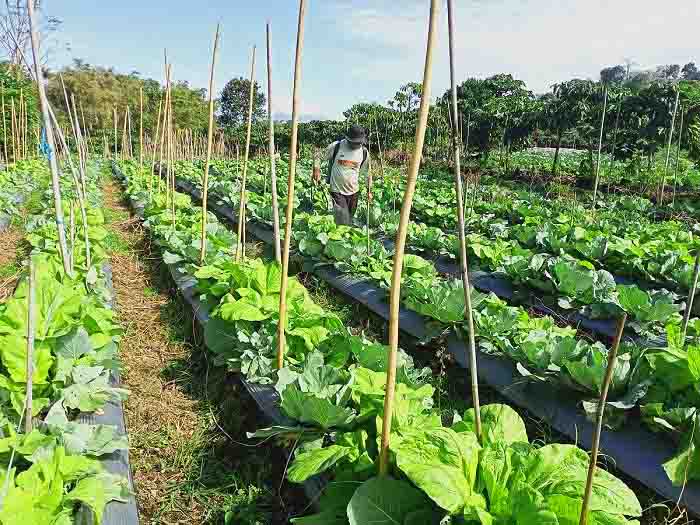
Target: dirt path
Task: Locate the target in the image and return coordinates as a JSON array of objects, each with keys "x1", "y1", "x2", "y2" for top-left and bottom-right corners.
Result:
[
  {"x1": 103, "y1": 179, "x2": 305, "y2": 524},
  {"x1": 0, "y1": 224, "x2": 26, "y2": 300}
]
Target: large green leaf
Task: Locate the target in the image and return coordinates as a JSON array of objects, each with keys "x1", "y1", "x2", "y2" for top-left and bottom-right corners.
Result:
[
  {"x1": 391, "y1": 427, "x2": 480, "y2": 513},
  {"x1": 455, "y1": 404, "x2": 528, "y2": 446},
  {"x1": 287, "y1": 445, "x2": 351, "y2": 483},
  {"x1": 347, "y1": 476, "x2": 436, "y2": 525},
  {"x1": 281, "y1": 385, "x2": 355, "y2": 429}
]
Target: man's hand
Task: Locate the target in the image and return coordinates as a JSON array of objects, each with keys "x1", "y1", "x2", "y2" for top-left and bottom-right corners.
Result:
[{"x1": 312, "y1": 166, "x2": 321, "y2": 184}]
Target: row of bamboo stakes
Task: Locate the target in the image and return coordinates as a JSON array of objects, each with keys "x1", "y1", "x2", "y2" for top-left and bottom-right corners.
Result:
[{"x1": 13, "y1": 1, "x2": 698, "y2": 523}]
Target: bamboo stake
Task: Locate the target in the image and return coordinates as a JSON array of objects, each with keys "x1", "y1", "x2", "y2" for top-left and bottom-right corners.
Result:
[
  {"x1": 27, "y1": 0, "x2": 71, "y2": 275},
  {"x1": 579, "y1": 314, "x2": 627, "y2": 525},
  {"x1": 591, "y1": 85, "x2": 608, "y2": 205},
  {"x1": 122, "y1": 106, "x2": 130, "y2": 159},
  {"x1": 660, "y1": 88, "x2": 680, "y2": 207},
  {"x1": 277, "y1": 0, "x2": 306, "y2": 370},
  {"x1": 10, "y1": 98, "x2": 16, "y2": 161},
  {"x1": 150, "y1": 98, "x2": 163, "y2": 197},
  {"x1": 139, "y1": 86, "x2": 144, "y2": 172},
  {"x1": 379, "y1": 0, "x2": 439, "y2": 475},
  {"x1": 1, "y1": 88, "x2": 7, "y2": 165},
  {"x1": 672, "y1": 108, "x2": 685, "y2": 206},
  {"x1": 267, "y1": 22, "x2": 281, "y2": 263},
  {"x1": 113, "y1": 107, "x2": 118, "y2": 158},
  {"x1": 69, "y1": 201, "x2": 75, "y2": 274},
  {"x1": 24, "y1": 256, "x2": 36, "y2": 433},
  {"x1": 235, "y1": 45, "x2": 257, "y2": 261},
  {"x1": 199, "y1": 23, "x2": 221, "y2": 265},
  {"x1": 681, "y1": 251, "x2": 700, "y2": 342},
  {"x1": 447, "y1": 0, "x2": 481, "y2": 440}
]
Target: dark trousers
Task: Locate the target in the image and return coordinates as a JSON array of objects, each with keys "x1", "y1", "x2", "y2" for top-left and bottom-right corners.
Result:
[{"x1": 330, "y1": 192, "x2": 359, "y2": 226}]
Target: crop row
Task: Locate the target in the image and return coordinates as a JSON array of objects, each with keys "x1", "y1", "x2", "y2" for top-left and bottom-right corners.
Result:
[{"x1": 0, "y1": 160, "x2": 134, "y2": 524}]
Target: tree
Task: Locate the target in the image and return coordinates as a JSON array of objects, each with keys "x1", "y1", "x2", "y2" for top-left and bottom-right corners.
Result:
[
  {"x1": 682, "y1": 62, "x2": 700, "y2": 81},
  {"x1": 600, "y1": 65, "x2": 626, "y2": 85},
  {"x1": 218, "y1": 77, "x2": 265, "y2": 129},
  {"x1": 655, "y1": 64, "x2": 681, "y2": 80}
]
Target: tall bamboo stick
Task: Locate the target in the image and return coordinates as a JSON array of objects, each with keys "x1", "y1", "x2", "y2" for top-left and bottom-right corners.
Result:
[
  {"x1": 1, "y1": 88, "x2": 7, "y2": 165},
  {"x1": 24, "y1": 256, "x2": 36, "y2": 433},
  {"x1": 591, "y1": 85, "x2": 608, "y2": 205},
  {"x1": 660, "y1": 88, "x2": 680, "y2": 206},
  {"x1": 579, "y1": 314, "x2": 627, "y2": 525},
  {"x1": 139, "y1": 86, "x2": 144, "y2": 172},
  {"x1": 10, "y1": 98, "x2": 17, "y2": 161},
  {"x1": 27, "y1": 0, "x2": 71, "y2": 275},
  {"x1": 378, "y1": 0, "x2": 439, "y2": 475},
  {"x1": 267, "y1": 22, "x2": 281, "y2": 263},
  {"x1": 447, "y1": 0, "x2": 481, "y2": 440},
  {"x1": 150, "y1": 98, "x2": 163, "y2": 197},
  {"x1": 113, "y1": 107, "x2": 118, "y2": 158},
  {"x1": 276, "y1": 0, "x2": 306, "y2": 370},
  {"x1": 235, "y1": 46, "x2": 257, "y2": 261},
  {"x1": 199, "y1": 24, "x2": 221, "y2": 265}
]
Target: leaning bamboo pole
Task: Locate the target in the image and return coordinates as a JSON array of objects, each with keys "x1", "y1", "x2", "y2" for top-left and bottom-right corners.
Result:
[
  {"x1": 199, "y1": 24, "x2": 221, "y2": 265},
  {"x1": 681, "y1": 251, "x2": 700, "y2": 342},
  {"x1": 27, "y1": 0, "x2": 71, "y2": 275},
  {"x1": 10, "y1": 98, "x2": 17, "y2": 161},
  {"x1": 113, "y1": 107, "x2": 118, "y2": 158},
  {"x1": 235, "y1": 46, "x2": 257, "y2": 261},
  {"x1": 267, "y1": 22, "x2": 281, "y2": 263},
  {"x1": 591, "y1": 85, "x2": 608, "y2": 205},
  {"x1": 447, "y1": 0, "x2": 481, "y2": 440},
  {"x1": 378, "y1": 0, "x2": 439, "y2": 475},
  {"x1": 660, "y1": 88, "x2": 680, "y2": 206},
  {"x1": 276, "y1": 0, "x2": 306, "y2": 370},
  {"x1": 579, "y1": 314, "x2": 627, "y2": 525}
]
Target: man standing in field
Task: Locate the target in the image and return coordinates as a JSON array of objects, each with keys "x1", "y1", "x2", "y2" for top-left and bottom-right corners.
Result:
[{"x1": 313, "y1": 124, "x2": 371, "y2": 226}]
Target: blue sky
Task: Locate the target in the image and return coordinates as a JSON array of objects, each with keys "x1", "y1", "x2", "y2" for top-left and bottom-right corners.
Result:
[{"x1": 51, "y1": 0, "x2": 699, "y2": 120}]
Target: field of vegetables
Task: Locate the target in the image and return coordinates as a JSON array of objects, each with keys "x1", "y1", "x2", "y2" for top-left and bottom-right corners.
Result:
[{"x1": 79, "y1": 139, "x2": 698, "y2": 523}]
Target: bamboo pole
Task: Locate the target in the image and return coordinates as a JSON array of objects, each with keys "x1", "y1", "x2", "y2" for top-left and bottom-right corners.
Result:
[
  {"x1": 277, "y1": 0, "x2": 306, "y2": 370},
  {"x1": 379, "y1": 0, "x2": 439, "y2": 475},
  {"x1": 150, "y1": 98, "x2": 163, "y2": 197},
  {"x1": 579, "y1": 314, "x2": 627, "y2": 525},
  {"x1": 267, "y1": 22, "x2": 282, "y2": 263},
  {"x1": 660, "y1": 88, "x2": 680, "y2": 207},
  {"x1": 27, "y1": 0, "x2": 71, "y2": 275},
  {"x1": 139, "y1": 86, "x2": 144, "y2": 172},
  {"x1": 10, "y1": 98, "x2": 16, "y2": 161},
  {"x1": 1, "y1": 88, "x2": 7, "y2": 165},
  {"x1": 681, "y1": 251, "x2": 700, "y2": 342},
  {"x1": 672, "y1": 108, "x2": 685, "y2": 206},
  {"x1": 199, "y1": 24, "x2": 221, "y2": 265},
  {"x1": 235, "y1": 45, "x2": 257, "y2": 261},
  {"x1": 447, "y1": 0, "x2": 481, "y2": 440},
  {"x1": 113, "y1": 107, "x2": 118, "y2": 158},
  {"x1": 591, "y1": 85, "x2": 608, "y2": 205},
  {"x1": 69, "y1": 201, "x2": 75, "y2": 274},
  {"x1": 24, "y1": 256, "x2": 36, "y2": 433}
]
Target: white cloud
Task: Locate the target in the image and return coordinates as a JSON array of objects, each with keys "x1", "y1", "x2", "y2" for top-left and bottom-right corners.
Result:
[{"x1": 322, "y1": 0, "x2": 699, "y2": 103}]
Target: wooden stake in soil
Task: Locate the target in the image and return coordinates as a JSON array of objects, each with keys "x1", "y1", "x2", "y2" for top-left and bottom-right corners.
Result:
[
  {"x1": 682, "y1": 250, "x2": 700, "y2": 342},
  {"x1": 378, "y1": 0, "x2": 439, "y2": 475},
  {"x1": 447, "y1": 0, "x2": 481, "y2": 440},
  {"x1": 591, "y1": 85, "x2": 608, "y2": 205},
  {"x1": 266, "y1": 22, "x2": 282, "y2": 263},
  {"x1": 113, "y1": 106, "x2": 118, "y2": 158},
  {"x1": 139, "y1": 86, "x2": 144, "y2": 172},
  {"x1": 26, "y1": 0, "x2": 71, "y2": 275},
  {"x1": 671, "y1": 108, "x2": 685, "y2": 206},
  {"x1": 1, "y1": 88, "x2": 7, "y2": 165},
  {"x1": 235, "y1": 45, "x2": 257, "y2": 261},
  {"x1": 199, "y1": 23, "x2": 221, "y2": 266},
  {"x1": 579, "y1": 313, "x2": 627, "y2": 525},
  {"x1": 277, "y1": 0, "x2": 307, "y2": 370},
  {"x1": 660, "y1": 87, "x2": 680, "y2": 207},
  {"x1": 24, "y1": 256, "x2": 36, "y2": 432}
]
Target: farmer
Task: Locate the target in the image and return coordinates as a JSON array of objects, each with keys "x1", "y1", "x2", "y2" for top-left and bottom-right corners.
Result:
[{"x1": 313, "y1": 124, "x2": 371, "y2": 226}]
